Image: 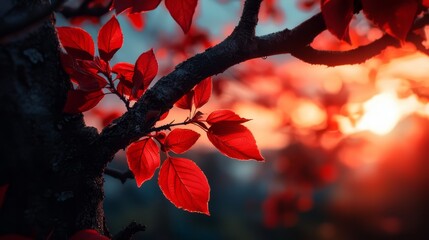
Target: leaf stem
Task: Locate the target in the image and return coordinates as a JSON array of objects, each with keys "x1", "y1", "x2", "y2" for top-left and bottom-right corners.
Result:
[{"x1": 105, "y1": 73, "x2": 131, "y2": 110}]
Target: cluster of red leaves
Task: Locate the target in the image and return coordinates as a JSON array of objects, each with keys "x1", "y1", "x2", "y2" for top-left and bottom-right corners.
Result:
[
  {"x1": 57, "y1": 0, "x2": 264, "y2": 217},
  {"x1": 126, "y1": 77, "x2": 264, "y2": 215},
  {"x1": 321, "y1": 0, "x2": 429, "y2": 42},
  {"x1": 113, "y1": 0, "x2": 198, "y2": 33},
  {"x1": 57, "y1": 16, "x2": 158, "y2": 113}
]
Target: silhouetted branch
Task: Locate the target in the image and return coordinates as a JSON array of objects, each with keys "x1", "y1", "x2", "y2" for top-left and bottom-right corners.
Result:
[
  {"x1": 289, "y1": 35, "x2": 398, "y2": 66},
  {"x1": 113, "y1": 221, "x2": 146, "y2": 240},
  {"x1": 0, "y1": 0, "x2": 67, "y2": 38},
  {"x1": 91, "y1": 0, "x2": 429, "y2": 170},
  {"x1": 60, "y1": 0, "x2": 112, "y2": 19},
  {"x1": 104, "y1": 168, "x2": 134, "y2": 184}
]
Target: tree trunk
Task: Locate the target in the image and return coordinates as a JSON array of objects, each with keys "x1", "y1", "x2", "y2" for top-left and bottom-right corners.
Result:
[{"x1": 0, "y1": 1, "x2": 106, "y2": 238}]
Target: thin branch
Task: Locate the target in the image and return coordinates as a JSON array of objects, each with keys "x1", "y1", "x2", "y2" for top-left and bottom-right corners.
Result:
[
  {"x1": 289, "y1": 35, "x2": 398, "y2": 66},
  {"x1": 104, "y1": 168, "x2": 134, "y2": 184},
  {"x1": 106, "y1": 75, "x2": 131, "y2": 110},
  {"x1": 149, "y1": 120, "x2": 191, "y2": 132},
  {"x1": 112, "y1": 221, "x2": 146, "y2": 240},
  {"x1": 0, "y1": 0, "x2": 67, "y2": 38}
]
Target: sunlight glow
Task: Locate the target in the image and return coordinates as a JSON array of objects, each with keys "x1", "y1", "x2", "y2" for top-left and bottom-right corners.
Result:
[
  {"x1": 338, "y1": 92, "x2": 424, "y2": 135},
  {"x1": 355, "y1": 92, "x2": 400, "y2": 135}
]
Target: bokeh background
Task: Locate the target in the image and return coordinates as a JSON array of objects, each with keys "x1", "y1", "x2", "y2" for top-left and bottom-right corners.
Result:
[{"x1": 59, "y1": 0, "x2": 429, "y2": 239}]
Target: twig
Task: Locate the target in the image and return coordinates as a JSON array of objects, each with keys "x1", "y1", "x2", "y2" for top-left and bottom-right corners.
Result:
[
  {"x1": 104, "y1": 168, "x2": 134, "y2": 184},
  {"x1": 149, "y1": 120, "x2": 191, "y2": 132},
  {"x1": 106, "y1": 75, "x2": 131, "y2": 110},
  {"x1": 112, "y1": 221, "x2": 146, "y2": 240}
]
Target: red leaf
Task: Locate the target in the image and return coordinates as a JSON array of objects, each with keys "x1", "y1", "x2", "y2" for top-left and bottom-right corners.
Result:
[
  {"x1": 132, "y1": 49, "x2": 158, "y2": 98},
  {"x1": 112, "y1": 0, "x2": 132, "y2": 14},
  {"x1": 98, "y1": 16, "x2": 123, "y2": 61},
  {"x1": 69, "y1": 229, "x2": 109, "y2": 240},
  {"x1": 158, "y1": 157, "x2": 210, "y2": 215},
  {"x1": 207, "y1": 123, "x2": 264, "y2": 161},
  {"x1": 0, "y1": 235, "x2": 33, "y2": 240},
  {"x1": 131, "y1": 0, "x2": 162, "y2": 13},
  {"x1": 361, "y1": 0, "x2": 419, "y2": 41},
  {"x1": 0, "y1": 184, "x2": 9, "y2": 209},
  {"x1": 60, "y1": 55, "x2": 107, "y2": 91},
  {"x1": 57, "y1": 27, "x2": 94, "y2": 60},
  {"x1": 206, "y1": 110, "x2": 250, "y2": 125},
  {"x1": 159, "y1": 111, "x2": 169, "y2": 121},
  {"x1": 193, "y1": 77, "x2": 212, "y2": 109},
  {"x1": 126, "y1": 13, "x2": 145, "y2": 31},
  {"x1": 126, "y1": 138, "x2": 160, "y2": 187},
  {"x1": 112, "y1": 62, "x2": 134, "y2": 81},
  {"x1": 165, "y1": 0, "x2": 198, "y2": 33},
  {"x1": 175, "y1": 90, "x2": 194, "y2": 110},
  {"x1": 424, "y1": 0, "x2": 429, "y2": 7},
  {"x1": 164, "y1": 129, "x2": 200, "y2": 154},
  {"x1": 321, "y1": 0, "x2": 354, "y2": 43},
  {"x1": 63, "y1": 89, "x2": 104, "y2": 113}
]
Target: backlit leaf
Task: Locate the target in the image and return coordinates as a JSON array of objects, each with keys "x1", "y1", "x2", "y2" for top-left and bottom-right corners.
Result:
[
  {"x1": 132, "y1": 49, "x2": 158, "y2": 98},
  {"x1": 126, "y1": 138, "x2": 160, "y2": 187},
  {"x1": 193, "y1": 77, "x2": 212, "y2": 109},
  {"x1": 361, "y1": 0, "x2": 419, "y2": 41},
  {"x1": 112, "y1": 0, "x2": 132, "y2": 14},
  {"x1": 60, "y1": 54, "x2": 107, "y2": 91},
  {"x1": 207, "y1": 123, "x2": 264, "y2": 161},
  {"x1": 57, "y1": 27, "x2": 94, "y2": 60},
  {"x1": 206, "y1": 110, "x2": 250, "y2": 125},
  {"x1": 113, "y1": 62, "x2": 134, "y2": 80},
  {"x1": 98, "y1": 16, "x2": 123, "y2": 61},
  {"x1": 165, "y1": 0, "x2": 198, "y2": 33},
  {"x1": 131, "y1": 0, "x2": 162, "y2": 13},
  {"x1": 164, "y1": 129, "x2": 200, "y2": 154},
  {"x1": 158, "y1": 157, "x2": 210, "y2": 215},
  {"x1": 126, "y1": 13, "x2": 145, "y2": 31},
  {"x1": 175, "y1": 90, "x2": 194, "y2": 110},
  {"x1": 321, "y1": 0, "x2": 354, "y2": 43},
  {"x1": 63, "y1": 89, "x2": 104, "y2": 113}
]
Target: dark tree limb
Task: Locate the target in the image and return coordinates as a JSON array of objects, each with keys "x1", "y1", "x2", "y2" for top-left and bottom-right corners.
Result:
[
  {"x1": 0, "y1": 0, "x2": 67, "y2": 38},
  {"x1": 60, "y1": 0, "x2": 112, "y2": 19},
  {"x1": 91, "y1": 0, "x2": 429, "y2": 171},
  {"x1": 112, "y1": 222, "x2": 146, "y2": 240},
  {"x1": 289, "y1": 35, "x2": 398, "y2": 66},
  {"x1": 104, "y1": 168, "x2": 134, "y2": 184}
]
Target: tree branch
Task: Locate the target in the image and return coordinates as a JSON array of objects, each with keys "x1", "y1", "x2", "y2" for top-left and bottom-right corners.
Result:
[
  {"x1": 104, "y1": 168, "x2": 134, "y2": 184},
  {"x1": 89, "y1": 0, "x2": 429, "y2": 170},
  {"x1": 289, "y1": 35, "x2": 398, "y2": 66},
  {"x1": 60, "y1": 0, "x2": 112, "y2": 19},
  {"x1": 0, "y1": 0, "x2": 66, "y2": 38}
]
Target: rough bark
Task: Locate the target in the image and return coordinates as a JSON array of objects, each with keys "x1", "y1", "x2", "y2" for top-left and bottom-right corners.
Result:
[{"x1": 0, "y1": 0, "x2": 105, "y2": 238}]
